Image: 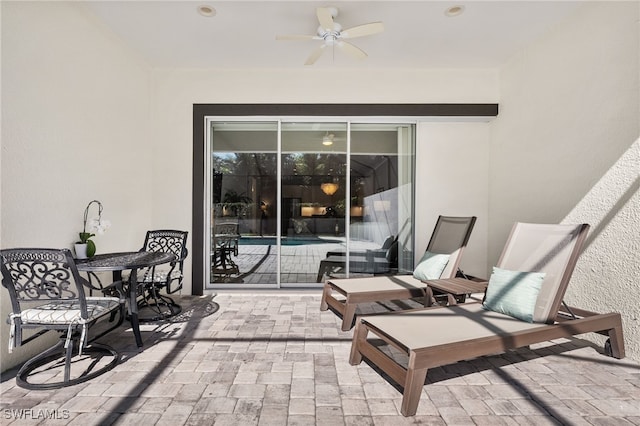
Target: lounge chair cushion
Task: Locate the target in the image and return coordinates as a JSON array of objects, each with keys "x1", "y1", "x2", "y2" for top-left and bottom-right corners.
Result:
[
  {"x1": 483, "y1": 267, "x2": 545, "y2": 323},
  {"x1": 413, "y1": 251, "x2": 450, "y2": 281}
]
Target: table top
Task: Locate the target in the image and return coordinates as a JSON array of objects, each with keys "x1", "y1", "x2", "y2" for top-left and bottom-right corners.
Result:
[
  {"x1": 423, "y1": 277, "x2": 488, "y2": 295},
  {"x1": 75, "y1": 251, "x2": 176, "y2": 272},
  {"x1": 323, "y1": 254, "x2": 389, "y2": 264},
  {"x1": 214, "y1": 234, "x2": 239, "y2": 244}
]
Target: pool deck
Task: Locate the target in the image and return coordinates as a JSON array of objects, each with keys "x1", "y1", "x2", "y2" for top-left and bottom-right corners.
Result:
[{"x1": 213, "y1": 238, "x2": 381, "y2": 285}]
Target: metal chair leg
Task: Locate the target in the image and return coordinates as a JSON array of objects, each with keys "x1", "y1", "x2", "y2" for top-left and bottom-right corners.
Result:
[{"x1": 16, "y1": 337, "x2": 119, "y2": 390}]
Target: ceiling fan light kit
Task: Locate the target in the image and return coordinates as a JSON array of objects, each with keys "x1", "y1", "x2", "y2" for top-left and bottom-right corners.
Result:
[
  {"x1": 322, "y1": 132, "x2": 335, "y2": 146},
  {"x1": 276, "y1": 6, "x2": 384, "y2": 65}
]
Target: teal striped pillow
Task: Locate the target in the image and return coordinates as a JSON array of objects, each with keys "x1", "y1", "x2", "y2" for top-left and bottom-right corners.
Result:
[{"x1": 483, "y1": 267, "x2": 546, "y2": 323}]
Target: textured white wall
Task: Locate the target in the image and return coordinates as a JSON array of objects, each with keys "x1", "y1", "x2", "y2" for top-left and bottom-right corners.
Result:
[
  {"x1": 490, "y1": 2, "x2": 640, "y2": 359},
  {"x1": 564, "y1": 140, "x2": 640, "y2": 359},
  {"x1": 1, "y1": 2, "x2": 152, "y2": 371},
  {"x1": 151, "y1": 67, "x2": 499, "y2": 292},
  {"x1": 415, "y1": 122, "x2": 490, "y2": 279}
]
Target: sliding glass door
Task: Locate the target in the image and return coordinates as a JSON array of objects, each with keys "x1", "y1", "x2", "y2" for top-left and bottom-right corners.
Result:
[
  {"x1": 349, "y1": 124, "x2": 415, "y2": 275},
  {"x1": 209, "y1": 122, "x2": 278, "y2": 285},
  {"x1": 206, "y1": 118, "x2": 415, "y2": 288},
  {"x1": 280, "y1": 122, "x2": 347, "y2": 284}
]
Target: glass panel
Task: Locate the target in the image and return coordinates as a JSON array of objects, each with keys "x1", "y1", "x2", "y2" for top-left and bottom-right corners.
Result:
[
  {"x1": 207, "y1": 119, "x2": 415, "y2": 288},
  {"x1": 281, "y1": 122, "x2": 347, "y2": 284},
  {"x1": 396, "y1": 125, "x2": 416, "y2": 273},
  {"x1": 348, "y1": 123, "x2": 415, "y2": 277},
  {"x1": 209, "y1": 121, "x2": 278, "y2": 285}
]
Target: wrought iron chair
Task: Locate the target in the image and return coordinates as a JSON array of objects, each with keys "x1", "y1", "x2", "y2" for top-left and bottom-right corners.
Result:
[
  {"x1": 134, "y1": 230, "x2": 188, "y2": 321},
  {"x1": 0, "y1": 248, "x2": 124, "y2": 389},
  {"x1": 211, "y1": 221, "x2": 240, "y2": 282}
]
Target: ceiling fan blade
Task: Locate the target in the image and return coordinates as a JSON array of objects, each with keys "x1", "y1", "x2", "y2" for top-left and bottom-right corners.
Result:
[
  {"x1": 337, "y1": 41, "x2": 367, "y2": 60},
  {"x1": 305, "y1": 44, "x2": 327, "y2": 65},
  {"x1": 316, "y1": 7, "x2": 334, "y2": 31},
  {"x1": 276, "y1": 34, "x2": 317, "y2": 41},
  {"x1": 341, "y1": 22, "x2": 384, "y2": 39}
]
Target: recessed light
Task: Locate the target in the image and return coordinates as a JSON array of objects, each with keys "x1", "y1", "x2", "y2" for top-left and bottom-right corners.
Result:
[
  {"x1": 445, "y1": 5, "x2": 465, "y2": 17},
  {"x1": 198, "y1": 5, "x2": 216, "y2": 17}
]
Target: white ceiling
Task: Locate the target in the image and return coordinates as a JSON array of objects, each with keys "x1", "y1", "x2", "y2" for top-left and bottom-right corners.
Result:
[{"x1": 81, "y1": 1, "x2": 584, "y2": 69}]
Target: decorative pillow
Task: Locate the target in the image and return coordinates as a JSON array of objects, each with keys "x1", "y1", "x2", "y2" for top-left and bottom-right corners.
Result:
[
  {"x1": 381, "y1": 235, "x2": 396, "y2": 250},
  {"x1": 291, "y1": 219, "x2": 310, "y2": 234},
  {"x1": 412, "y1": 251, "x2": 450, "y2": 281},
  {"x1": 385, "y1": 241, "x2": 400, "y2": 267},
  {"x1": 483, "y1": 267, "x2": 546, "y2": 323}
]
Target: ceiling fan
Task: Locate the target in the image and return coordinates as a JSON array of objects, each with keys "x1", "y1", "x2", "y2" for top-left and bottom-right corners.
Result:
[{"x1": 276, "y1": 7, "x2": 384, "y2": 65}]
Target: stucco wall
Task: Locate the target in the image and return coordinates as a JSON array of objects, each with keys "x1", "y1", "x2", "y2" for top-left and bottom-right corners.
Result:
[
  {"x1": 151, "y1": 68, "x2": 498, "y2": 290},
  {"x1": 1, "y1": 1, "x2": 498, "y2": 373},
  {"x1": 1, "y1": 2, "x2": 153, "y2": 372},
  {"x1": 153, "y1": 69, "x2": 498, "y2": 288},
  {"x1": 564, "y1": 140, "x2": 640, "y2": 358},
  {"x1": 490, "y1": 2, "x2": 640, "y2": 359},
  {"x1": 415, "y1": 122, "x2": 490, "y2": 278}
]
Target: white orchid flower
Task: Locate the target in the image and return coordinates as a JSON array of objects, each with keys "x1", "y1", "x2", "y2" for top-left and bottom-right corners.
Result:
[{"x1": 89, "y1": 218, "x2": 112, "y2": 234}]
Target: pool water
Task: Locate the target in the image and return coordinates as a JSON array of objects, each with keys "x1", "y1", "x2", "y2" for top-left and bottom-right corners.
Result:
[{"x1": 239, "y1": 236, "x2": 342, "y2": 246}]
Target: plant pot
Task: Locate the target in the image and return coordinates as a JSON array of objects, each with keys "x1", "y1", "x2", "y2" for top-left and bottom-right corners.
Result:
[{"x1": 75, "y1": 243, "x2": 88, "y2": 259}]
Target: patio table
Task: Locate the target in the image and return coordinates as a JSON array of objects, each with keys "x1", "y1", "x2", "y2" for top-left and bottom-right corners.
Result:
[
  {"x1": 76, "y1": 251, "x2": 176, "y2": 347},
  {"x1": 423, "y1": 277, "x2": 488, "y2": 306}
]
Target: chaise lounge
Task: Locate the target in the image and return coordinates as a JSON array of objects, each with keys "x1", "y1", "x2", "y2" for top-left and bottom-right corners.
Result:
[
  {"x1": 348, "y1": 222, "x2": 625, "y2": 416},
  {"x1": 320, "y1": 215, "x2": 477, "y2": 330}
]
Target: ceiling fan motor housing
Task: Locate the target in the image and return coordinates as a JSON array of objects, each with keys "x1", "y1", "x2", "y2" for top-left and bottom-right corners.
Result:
[{"x1": 317, "y1": 22, "x2": 342, "y2": 43}]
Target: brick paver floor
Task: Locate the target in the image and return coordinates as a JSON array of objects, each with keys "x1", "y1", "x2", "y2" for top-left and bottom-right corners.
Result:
[
  {"x1": 213, "y1": 239, "x2": 381, "y2": 285},
  {"x1": 1, "y1": 292, "x2": 639, "y2": 425}
]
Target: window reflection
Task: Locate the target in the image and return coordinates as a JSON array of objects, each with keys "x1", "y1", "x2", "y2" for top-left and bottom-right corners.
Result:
[{"x1": 208, "y1": 121, "x2": 414, "y2": 287}]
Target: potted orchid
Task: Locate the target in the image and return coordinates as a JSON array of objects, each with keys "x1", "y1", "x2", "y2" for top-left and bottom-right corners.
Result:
[{"x1": 75, "y1": 200, "x2": 111, "y2": 259}]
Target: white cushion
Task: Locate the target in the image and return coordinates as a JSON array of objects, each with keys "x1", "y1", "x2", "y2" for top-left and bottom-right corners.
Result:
[
  {"x1": 413, "y1": 251, "x2": 450, "y2": 281},
  {"x1": 20, "y1": 297, "x2": 120, "y2": 325},
  {"x1": 139, "y1": 268, "x2": 182, "y2": 283}
]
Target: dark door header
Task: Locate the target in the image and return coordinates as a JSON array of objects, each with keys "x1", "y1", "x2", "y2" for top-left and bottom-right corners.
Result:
[{"x1": 192, "y1": 103, "x2": 498, "y2": 295}]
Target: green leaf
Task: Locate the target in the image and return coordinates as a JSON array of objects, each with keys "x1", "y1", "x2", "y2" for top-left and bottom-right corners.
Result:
[
  {"x1": 86, "y1": 240, "x2": 96, "y2": 257},
  {"x1": 79, "y1": 232, "x2": 95, "y2": 243}
]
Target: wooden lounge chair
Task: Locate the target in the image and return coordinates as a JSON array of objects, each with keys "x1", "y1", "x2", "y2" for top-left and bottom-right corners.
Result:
[
  {"x1": 317, "y1": 235, "x2": 401, "y2": 282},
  {"x1": 349, "y1": 222, "x2": 625, "y2": 416},
  {"x1": 320, "y1": 216, "x2": 477, "y2": 331},
  {"x1": 324, "y1": 234, "x2": 397, "y2": 259}
]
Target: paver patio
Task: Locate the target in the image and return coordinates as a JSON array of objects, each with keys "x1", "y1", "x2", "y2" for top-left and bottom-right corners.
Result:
[{"x1": 1, "y1": 292, "x2": 639, "y2": 425}]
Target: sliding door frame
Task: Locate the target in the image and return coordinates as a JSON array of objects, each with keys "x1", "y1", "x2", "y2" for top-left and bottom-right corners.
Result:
[{"x1": 193, "y1": 103, "x2": 498, "y2": 295}]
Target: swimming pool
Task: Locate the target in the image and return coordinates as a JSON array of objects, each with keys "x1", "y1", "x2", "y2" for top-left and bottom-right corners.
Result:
[{"x1": 239, "y1": 236, "x2": 342, "y2": 246}]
